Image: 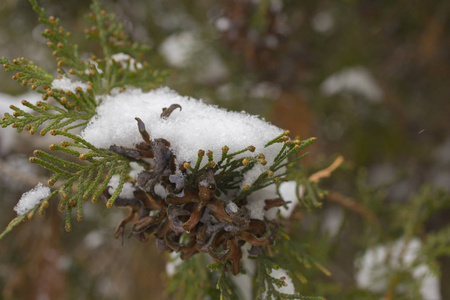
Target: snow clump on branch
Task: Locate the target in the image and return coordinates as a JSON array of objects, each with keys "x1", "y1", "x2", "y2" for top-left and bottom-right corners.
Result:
[
  {"x1": 81, "y1": 87, "x2": 285, "y2": 186},
  {"x1": 14, "y1": 182, "x2": 51, "y2": 215}
]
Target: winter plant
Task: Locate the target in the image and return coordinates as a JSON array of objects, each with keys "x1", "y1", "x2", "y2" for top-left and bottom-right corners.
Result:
[{"x1": 0, "y1": 1, "x2": 332, "y2": 299}]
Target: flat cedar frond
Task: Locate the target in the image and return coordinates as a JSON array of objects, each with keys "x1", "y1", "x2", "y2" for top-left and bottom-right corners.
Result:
[
  {"x1": 168, "y1": 255, "x2": 220, "y2": 300},
  {"x1": 0, "y1": 57, "x2": 53, "y2": 90},
  {"x1": 255, "y1": 255, "x2": 326, "y2": 300},
  {"x1": 0, "y1": 1, "x2": 327, "y2": 299},
  {"x1": 207, "y1": 262, "x2": 243, "y2": 300},
  {"x1": 30, "y1": 0, "x2": 87, "y2": 77},
  {"x1": 85, "y1": 0, "x2": 167, "y2": 92},
  {"x1": 0, "y1": 129, "x2": 130, "y2": 236},
  {"x1": 253, "y1": 229, "x2": 328, "y2": 300},
  {"x1": 1, "y1": 98, "x2": 92, "y2": 135},
  {"x1": 86, "y1": 0, "x2": 149, "y2": 59},
  {"x1": 0, "y1": 0, "x2": 169, "y2": 239},
  {"x1": 0, "y1": 190, "x2": 58, "y2": 240}
]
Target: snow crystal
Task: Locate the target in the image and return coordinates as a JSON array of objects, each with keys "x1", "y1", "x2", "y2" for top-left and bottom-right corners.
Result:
[
  {"x1": 81, "y1": 87, "x2": 284, "y2": 176},
  {"x1": 108, "y1": 175, "x2": 135, "y2": 199},
  {"x1": 355, "y1": 237, "x2": 440, "y2": 300},
  {"x1": 321, "y1": 66, "x2": 383, "y2": 102},
  {"x1": 14, "y1": 182, "x2": 51, "y2": 215},
  {"x1": 52, "y1": 77, "x2": 88, "y2": 93}
]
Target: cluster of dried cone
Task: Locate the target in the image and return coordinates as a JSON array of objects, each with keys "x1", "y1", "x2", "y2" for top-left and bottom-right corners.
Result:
[{"x1": 102, "y1": 106, "x2": 285, "y2": 275}]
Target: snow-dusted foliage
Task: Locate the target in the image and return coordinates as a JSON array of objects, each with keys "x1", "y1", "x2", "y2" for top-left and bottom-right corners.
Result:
[
  {"x1": 14, "y1": 182, "x2": 51, "y2": 215},
  {"x1": 52, "y1": 77, "x2": 88, "y2": 93},
  {"x1": 81, "y1": 87, "x2": 284, "y2": 181}
]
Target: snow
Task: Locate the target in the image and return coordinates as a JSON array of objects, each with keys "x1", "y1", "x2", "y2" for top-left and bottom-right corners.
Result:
[
  {"x1": 159, "y1": 31, "x2": 228, "y2": 83},
  {"x1": 215, "y1": 17, "x2": 231, "y2": 32},
  {"x1": 81, "y1": 87, "x2": 284, "y2": 182},
  {"x1": 225, "y1": 201, "x2": 239, "y2": 214},
  {"x1": 165, "y1": 252, "x2": 183, "y2": 276},
  {"x1": 250, "y1": 82, "x2": 281, "y2": 99},
  {"x1": 0, "y1": 92, "x2": 42, "y2": 154},
  {"x1": 355, "y1": 237, "x2": 441, "y2": 300},
  {"x1": 83, "y1": 230, "x2": 105, "y2": 249},
  {"x1": 278, "y1": 181, "x2": 302, "y2": 218},
  {"x1": 108, "y1": 174, "x2": 135, "y2": 199},
  {"x1": 0, "y1": 92, "x2": 18, "y2": 154},
  {"x1": 14, "y1": 182, "x2": 51, "y2": 215},
  {"x1": 159, "y1": 31, "x2": 199, "y2": 68},
  {"x1": 321, "y1": 206, "x2": 344, "y2": 238},
  {"x1": 269, "y1": 267, "x2": 295, "y2": 295},
  {"x1": 128, "y1": 161, "x2": 144, "y2": 180},
  {"x1": 321, "y1": 66, "x2": 383, "y2": 102},
  {"x1": 111, "y1": 52, "x2": 143, "y2": 71},
  {"x1": 246, "y1": 185, "x2": 278, "y2": 220},
  {"x1": 52, "y1": 77, "x2": 88, "y2": 93}
]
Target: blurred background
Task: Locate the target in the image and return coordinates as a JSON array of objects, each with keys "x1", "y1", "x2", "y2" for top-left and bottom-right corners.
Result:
[{"x1": 1, "y1": 0, "x2": 450, "y2": 299}]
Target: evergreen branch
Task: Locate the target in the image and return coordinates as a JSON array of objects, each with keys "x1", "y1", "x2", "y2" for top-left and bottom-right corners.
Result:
[
  {"x1": 0, "y1": 190, "x2": 58, "y2": 240},
  {"x1": 29, "y1": 0, "x2": 88, "y2": 76},
  {"x1": 0, "y1": 97, "x2": 92, "y2": 136},
  {"x1": 255, "y1": 232, "x2": 328, "y2": 300},
  {"x1": 0, "y1": 57, "x2": 53, "y2": 90},
  {"x1": 49, "y1": 129, "x2": 99, "y2": 150},
  {"x1": 3, "y1": 133, "x2": 131, "y2": 237},
  {"x1": 207, "y1": 262, "x2": 242, "y2": 300},
  {"x1": 255, "y1": 256, "x2": 325, "y2": 300},
  {"x1": 168, "y1": 254, "x2": 220, "y2": 300},
  {"x1": 87, "y1": 0, "x2": 149, "y2": 59},
  {"x1": 421, "y1": 224, "x2": 450, "y2": 261}
]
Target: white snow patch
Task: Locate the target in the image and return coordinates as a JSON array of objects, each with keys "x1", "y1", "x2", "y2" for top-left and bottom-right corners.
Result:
[
  {"x1": 215, "y1": 17, "x2": 231, "y2": 32},
  {"x1": 321, "y1": 206, "x2": 344, "y2": 238},
  {"x1": 321, "y1": 66, "x2": 383, "y2": 102},
  {"x1": 159, "y1": 31, "x2": 199, "y2": 68},
  {"x1": 250, "y1": 82, "x2": 281, "y2": 99},
  {"x1": 231, "y1": 244, "x2": 257, "y2": 300},
  {"x1": 83, "y1": 230, "x2": 105, "y2": 249},
  {"x1": 81, "y1": 87, "x2": 284, "y2": 173},
  {"x1": 108, "y1": 175, "x2": 135, "y2": 199},
  {"x1": 166, "y1": 252, "x2": 183, "y2": 276},
  {"x1": 52, "y1": 77, "x2": 88, "y2": 93},
  {"x1": 225, "y1": 201, "x2": 239, "y2": 214},
  {"x1": 0, "y1": 92, "x2": 19, "y2": 154},
  {"x1": 269, "y1": 268, "x2": 295, "y2": 295},
  {"x1": 14, "y1": 182, "x2": 51, "y2": 215},
  {"x1": 129, "y1": 161, "x2": 145, "y2": 180},
  {"x1": 278, "y1": 181, "x2": 302, "y2": 218},
  {"x1": 111, "y1": 52, "x2": 143, "y2": 71},
  {"x1": 159, "y1": 31, "x2": 228, "y2": 83},
  {"x1": 355, "y1": 237, "x2": 441, "y2": 300},
  {"x1": 246, "y1": 185, "x2": 278, "y2": 220}
]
